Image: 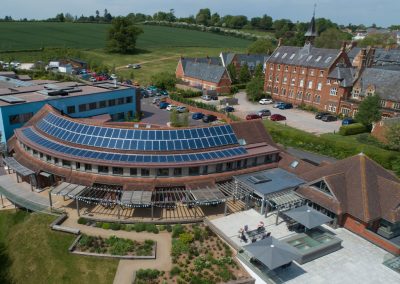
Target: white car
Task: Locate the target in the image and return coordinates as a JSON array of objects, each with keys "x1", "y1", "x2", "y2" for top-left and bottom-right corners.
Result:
[
  {"x1": 259, "y1": 98, "x2": 273, "y2": 105},
  {"x1": 166, "y1": 105, "x2": 177, "y2": 111},
  {"x1": 176, "y1": 106, "x2": 187, "y2": 113}
]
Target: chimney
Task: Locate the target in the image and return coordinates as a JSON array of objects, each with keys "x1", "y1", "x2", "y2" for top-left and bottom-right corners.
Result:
[
  {"x1": 340, "y1": 41, "x2": 347, "y2": 52},
  {"x1": 277, "y1": 38, "x2": 282, "y2": 47}
]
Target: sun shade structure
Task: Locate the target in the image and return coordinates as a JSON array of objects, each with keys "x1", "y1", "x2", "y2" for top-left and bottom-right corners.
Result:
[
  {"x1": 3, "y1": 157, "x2": 35, "y2": 176},
  {"x1": 244, "y1": 237, "x2": 300, "y2": 270},
  {"x1": 190, "y1": 186, "x2": 227, "y2": 205},
  {"x1": 283, "y1": 205, "x2": 333, "y2": 229},
  {"x1": 120, "y1": 191, "x2": 152, "y2": 208},
  {"x1": 51, "y1": 182, "x2": 86, "y2": 197}
]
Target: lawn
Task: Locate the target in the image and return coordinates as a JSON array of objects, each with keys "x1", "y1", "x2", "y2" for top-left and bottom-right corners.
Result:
[
  {"x1": 0, "y1": 22, "x2": 251, "y2": 51},
  {"x1": 0, "y1": 211, "x2": 118, "y2": 284}
]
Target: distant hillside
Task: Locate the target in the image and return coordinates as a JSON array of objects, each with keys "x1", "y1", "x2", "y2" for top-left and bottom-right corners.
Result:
[{"x1": 0, "y1": 22, "x2": 252, "y2": 51}]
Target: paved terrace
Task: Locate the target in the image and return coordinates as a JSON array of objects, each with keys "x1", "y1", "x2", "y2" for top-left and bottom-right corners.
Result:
[{"x1": 211, "y1": 209, "x2": 400, "y2": 284}]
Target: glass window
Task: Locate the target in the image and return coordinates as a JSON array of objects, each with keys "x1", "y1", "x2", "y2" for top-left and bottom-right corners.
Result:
[
  {"x1": 89, "y1": 102, "x2": 97, "y2": 110},
  {"x1": 67, "y1": 106, "x2": 75, "y2": 114},
  {"x1": 9, "y1": 115, "x2": 20, "y2": 125},
  {"x1": 188, "y1": 167, "x2": 200, "y2": 176},
  {"x1": 46, "y1": 155, "x2": 51, "y2": 162},
  {"x1": 98, "y1": 166, "x2": 109, "y2": 173},
  {"x1": 54, "y1": 157, "x2": 59, "y2": 164},
  {"x1": 85, "y1": 164, "x2": 92, "y2": 172},
  {"x1": 117, "y1": 98, "x2": 124, "y2": 105},
  {"x1": 62, "y1": 160, "x2": 71, "y2": 168},
  {"x1": 126, "y1": 96, "x2": 133, "y2": 103},
  {"x1": 130, "y1": 168, "x2": 137, "y2": 176},
  {"x1": 141, "y1": 168, "x2": 150, "y2": 176},
  {"x1": 173, "y1": 168, "x2": 182, "y2": 176},
  {"x1": 79, "y1": 104, "x2": 87, "y2": 112},
  {"x1": 157, "y1": 168, "x2": 169, "y2": 177},
  {"x1": 216, "y1": 163, "x2": 223, "y2": 173},
  {"x1": 99, "y1": 100, "x2": 107, "y2": 108},
  {"x1": 108, "y1": 99, "x2": 116, "y2": 106},
  {"x1": 112, "y1": 167, "x2": 123, "y2": 175}
]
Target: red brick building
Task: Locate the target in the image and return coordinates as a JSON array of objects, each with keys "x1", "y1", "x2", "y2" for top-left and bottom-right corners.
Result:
[{"x1": 176, "y1": 57, "x2": 232, "y2": 94}]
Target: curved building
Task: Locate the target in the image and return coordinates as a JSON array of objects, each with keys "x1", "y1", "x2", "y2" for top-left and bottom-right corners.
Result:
[{"x1": 8, "y1": 105, "x2": 280, "y2": 190}]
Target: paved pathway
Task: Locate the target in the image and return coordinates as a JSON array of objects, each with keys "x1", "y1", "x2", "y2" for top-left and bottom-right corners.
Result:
[{"x1": 63, "y1": 212, "x2": 172, "y2": 284}]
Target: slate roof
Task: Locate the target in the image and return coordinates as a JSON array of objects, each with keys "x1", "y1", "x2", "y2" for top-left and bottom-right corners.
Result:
[
  {"x1": 235, "y1": 54, "x2": 269, "y2": 70},
  {"x1": 181, "y1": 57, "x2": 222, "y2": 66},
  {"x1": 374, "y1": 48, "x2": 400, "y2": 65},
  {"x1": 181, "y1": 60, "x2": 228, "y2": 83},
  {"x1": 346, "y1": 47, "x2": 361, "y2": 61},
  {"x1": 267, "y1": 44, "x2": 340, "y2": 69},
  {"x1": 220, "y1": 52, "x2": 236, "y2": 66},
  {"x1": 327, "y1": 67, "x2": 356, "y2": 87},
  {"x1": 296, "y1": 153, "x2": 400, "y2": 223},
  {"x1": 356, "y1": 68, "x2": 400, "y2": 102}
]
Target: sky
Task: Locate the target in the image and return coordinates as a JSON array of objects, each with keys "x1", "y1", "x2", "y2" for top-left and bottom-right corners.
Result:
[{"x1": 1, "y1": 0, "x2": 398, "y2": 27}]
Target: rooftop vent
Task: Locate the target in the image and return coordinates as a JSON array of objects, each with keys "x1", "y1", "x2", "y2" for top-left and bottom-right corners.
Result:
[
  {"x1": 247, "y1": 174, "x2": 271, "y2": 184},
  {"x1": 238, "y1": 139, "x2": 247, "y2": 146},
  {"x1": 290, "y1": 160, "x2": 299, "y2": 168}
]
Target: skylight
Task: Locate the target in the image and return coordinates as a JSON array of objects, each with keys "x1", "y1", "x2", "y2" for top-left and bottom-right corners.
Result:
[
  {"x1": 247, "y1": 174, "x2": 272, "y2": 184},
  {"x1": 315, "y1": 56, "x2": 322, "y2": 62},
  {"x1": 290, "y1": 53, "x2": 296, "y2": 59},
  {"x1": 274, "y1": 52, "x2": 280, "y2": 58},
  {"x1": 290, "y1": 160, "x2": 299, "y2": 168},
  {"x1": 325, "y1": 56, "x2": 332, "y2": 63},
  {"x1": 306, "y1": 55, "x2": 313, "y2": 61},
  {"x1": 282, "y1": 53, "x2": 287, "y2": 59}
]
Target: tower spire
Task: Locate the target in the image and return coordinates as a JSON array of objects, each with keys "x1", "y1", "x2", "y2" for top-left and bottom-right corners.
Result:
[{"x1": 305, "y1": 3, "x2": 318, "y2": 45}]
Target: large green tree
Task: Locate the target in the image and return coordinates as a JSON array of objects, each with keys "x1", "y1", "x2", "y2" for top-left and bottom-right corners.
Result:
[
  {"x1": 106, "y1": 17, "x2": 143, "y2": 54},
  {"x1": 314, "y1": 28, "x2": 352, "y2": 49},
  {"x1": 355, "y1": 95, "x2": 382, "y2": 128},
  {"x1": 195, "y1": 8, "x2": 211, "y2": 26},
  {"x1": 385, "y1": 123, "x2": 400, "y2": 151},
  {"x1": 150, "y1": 72, "x2": 177, "y2": 90},
  {"x1": 227, "y1": 63, "x2": 237, "y2": 84},
  {"x1": 246, "y1": 76, "x2": 264, "y2": 102},
  {"x1": 238, "y1": 63, "x2": 251, "y2": 84},
  {"x1": 358, "y1": 33, "x2": 397, "y2": 48},
  {"x1": 247, "y1": 39, "x2": 276, "y2": 54}
]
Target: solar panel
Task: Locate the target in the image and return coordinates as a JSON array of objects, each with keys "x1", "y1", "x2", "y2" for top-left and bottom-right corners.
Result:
[{"x1": 0, "y1": 95, "x2": 26, "y2": 103}]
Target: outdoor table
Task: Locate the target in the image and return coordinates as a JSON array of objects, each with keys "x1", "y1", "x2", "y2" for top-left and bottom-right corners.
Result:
[{"x1": 246, "y1": 226, "x2": 266, "y2": 238}]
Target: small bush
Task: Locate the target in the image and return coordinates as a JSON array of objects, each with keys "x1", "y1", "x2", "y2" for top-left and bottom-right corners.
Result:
[
  {"x1": 170, "y1": 266, "x2": 181, "y2": 277},
  {"x1": 166, "y1": 225, "x2": 172, "y2": 232},
  {"x1": 339, "y1": 123, "x2": 368, "y2": 136},
  {"x1": 77, "y1": 217, "x2": 88, "y2": 225},
  {"x1": 136, "y1": 269, "x2": 160, "y2": 280},
  {"x1": 101, "y1": 223, "x2": 111, "y2": 230},
  {"x1": 110, "y1": 223, "x2": 121, "y2": 231},
  {"x1": 158, "y1": 225, "x2": 166, "y2": 231},
  {"x1": 172, "y1": 224, "x2": 185, "y2": 238},
  {"x1": 95, "y1": 222, "x2": 103, "y2": 228},
  {"x1": 134, "y1": 223, "x2": 146, "y2": 232}
]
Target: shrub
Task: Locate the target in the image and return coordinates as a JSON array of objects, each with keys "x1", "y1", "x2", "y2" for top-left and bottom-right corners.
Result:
[
  {"x1": 145, "y1": 224, "x2": 159, "y2": 234},
  {"x1": 158, "y1": 225, "x2": 166, "y2": 231},
  {"x1": 110, "y1": 223, "x2": 121, "y2": 231},
  {"x1": 171, "y1": 239, "x2": 189, "y2": 256},
  {"x1": 134, "y1": 223, "x2": 146, "y2": 232},
  {"x1": 170, "y1": 266, "x2": 182, "y2": 277},
  {"x1": 136, "y1": 269, "x2": 160, "y2": 280},
  {"x1": 166, "y1": 224, "x2": 172, "y2": 232},
  {"x1": 95, "y1": 222, "x2": 103, "y2": 228},
  {"x1": 77, "y1": 217, "x2": 88, "y2": 225},
  {"x1": 339, "y1": 123, "x2": 368, "y2": 136},
  {"x1": 172, "y1": 224, "x2": 185, "y2": 238},
  {"x1": 101, "y1": 223, "x2": 111, "y2": 230},
  {"x1": 175, "y1": 89, "x2": 202, "y2": 98},
  {"x1": 179, "y1": 232, "x2": 194, "y2": 244}
]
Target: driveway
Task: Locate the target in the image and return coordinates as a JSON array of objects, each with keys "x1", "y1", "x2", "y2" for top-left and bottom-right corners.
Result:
[
  {"x1": 232, "y1": 92, "x2": 341, "y2": 135},
  {"x1": 141, "y1": 97, "x2": 204, "y2": 127}
]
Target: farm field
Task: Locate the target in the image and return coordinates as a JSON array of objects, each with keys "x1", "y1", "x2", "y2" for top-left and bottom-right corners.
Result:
[
  {"x1": 0, "y1": 211, "x2": 118, "y2": 284},
  {"x1": 0, "y1": 22, "x2": 252, "y2": 51}
]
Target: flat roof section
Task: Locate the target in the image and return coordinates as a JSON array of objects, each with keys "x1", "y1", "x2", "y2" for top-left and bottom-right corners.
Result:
[{"x1": 234, "y1": 168, "x2": 305, "y2": 197}]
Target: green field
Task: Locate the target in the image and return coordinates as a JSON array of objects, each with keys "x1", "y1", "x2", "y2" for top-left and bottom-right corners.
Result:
[
  {"x1": 0, "y1": 22, "x2": 251, "y2": 51},
  {"x1": 0, "y1": 211, "x2": 118, "y2": 284}
]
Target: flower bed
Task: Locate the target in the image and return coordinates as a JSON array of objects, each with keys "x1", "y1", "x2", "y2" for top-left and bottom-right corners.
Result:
[{"x1": 72, "y1": 234, "x2": 156, "y2": 259}]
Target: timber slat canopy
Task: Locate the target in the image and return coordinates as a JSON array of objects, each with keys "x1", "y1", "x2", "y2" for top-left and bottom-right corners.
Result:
[{"x1": 3, "y1": 157, "x2": 35, "y2": 176}]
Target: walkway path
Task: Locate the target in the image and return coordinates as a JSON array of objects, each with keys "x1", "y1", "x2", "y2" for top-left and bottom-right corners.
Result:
[{"x1": 63, "y1": 211, "x2": 172, "y2": 284}]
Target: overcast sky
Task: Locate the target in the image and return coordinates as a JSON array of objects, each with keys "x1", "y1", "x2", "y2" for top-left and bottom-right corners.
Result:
[{"x1": 1, "y1": 0, "x2": 397, "y2": 27}]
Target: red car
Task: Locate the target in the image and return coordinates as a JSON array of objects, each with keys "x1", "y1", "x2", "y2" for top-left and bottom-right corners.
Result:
[
  {"x1": 270, "y1": 114, "x2": 286, "y2": 121},
  {"x1": 246, "y1": 113, "x2": 262, "y2": 120}
]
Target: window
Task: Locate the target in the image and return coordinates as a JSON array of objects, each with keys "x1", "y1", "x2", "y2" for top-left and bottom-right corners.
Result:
[
  {"x1": 284, "y1": 65, "x2": 289, "y2": 72},
  {"x1": 98, "y1": 166, "x2": 109, "y2": 174},
  {"x1": 85, "y1": 164, "x2": 92, "y2": 172},
  {"x1": 275, "y1": 76, "x2": 279, "y2": 83},
  {"x1": 305, "y1": 93, "x2": 312, "y2": 101},
  {"x1": 319, "y1": 70, "x2": 324, "y2": 77},
  {"x1": 46, "y1": 155, "x2": 51, "y2": 162},
  {"x1": 9, "y1": 115, "x2": 20, "y2": 125},
  {"x1": 79, "y1": 104, "x2": 87, "y2": 112},
  {"x1": 299, "y1": 79, "x2": 304, "y2": 87},
  {"x1": 62, "y1": 160, "x2": 71, "y2": 168},
  {"x1": 291, "y1": 78, "x2": 295, "y2": 86},
  {"x1": 315, "y1": 95, "x2": 321, "y2": 103},
  {"x1": 394, "y1": 103, "x2": 400, "y2": 110},
  {"x1": 317, "y1": 82, "x2": 322, "y2": 91},
  {"x1": 189, "y1": 167, "x2": 200, "y2": 176},
  {"x1": 341, "y1": 108, "x2": 351, "y2": 116},
  {"x1": 40, "y1": 152, "x2": 44, "y2": 159},
  {"x1": 54, "y1": 157, "x2": 59, "y2": 164},
  {"x1": 117, "y1": 98, "x2": 124, "y2": 105},
  {"x1": 330, "y1": 87, "x2": 337, "y2": 96},
  {"x1": 306, "y1": 55, "x2": 313, "y2": 61},
  {"x1": 67, "y1": 106, "x2": 75, "y2": 114},
  {"x1": 89, "y1": 102, "x2": 97, "y2": 110},
  {"x1": 268, "y1": 75, "x2": 272, "y2": 81},
  {"x1": 316, "y1": 56, "x2": 322, "y2": 62},
  {"x1": 141, "y1": 168, "x2": 150, "y2": 176},
  {"x1": 269, "y1": 64, "x2": 274, "y2": 70},
  {"x1": 126, "y1": 96, "x2": 133, "y2": 103},
  {"x1": 283, "y1": 76, "x2": 287, "y2": 84},
  {"x1": 173, "y1": 168, "x2": 182, "y2": 176},
  {"x1": 293, "y1": 67, "x2": 297, "y2": 73},
  {"x1": 112, "y1": 167, "x2": 123, "y2": 175},
  {"x1": 99, "y1": 100, "x2": 107, "y2": 108},
  {"x1": 309, "y1": 69, "x2": 314, "y2": 76},
  {"x1": 352, "y1": 89, "x2": 360, "y2": 99},
  {"x1": 288, "y1": 89, "x2": 294, "y2": 98},
  {"x1": 311, "y1": 180, "x2": 333, "y2": 196},
  {"x1": 277, "y1": 64, "x2": 281, "y2": 71},
  {"x1": 273, "y1": 86, "x2": 279, "y2": 94},
  {"x1": 327, "y1": 79, "x2": 331, "y2": 85},
  {"x1": 308, "y1": 81, "x2": 313, "y2": 89},
  {"x1": 380, "y1": 100, "x2": 387, "y2": 108},
  {"x1": 216, "y1": 163, "x2": 223, "y2": 173},
  {"x1": 9, "y1": 112, "x2": 33, "y2": 125},
  {"x1": 274, "y1": 52, "x2": 280, "y2": 58},
  {"x1": 202, "y1": 165, "x2": 208, "y2": 175},
  {"x1": 281, "y1": 88, "x2": 286, "y2": 96},
  {"x1": 157, "y1": 168, "x2": 169, "y2": 177},
  {"x1": 130, "y1": 168, "x2": 137, "y2": 176},
  {"x1": 76, "y1": 162, "x2": 81, "y2": 170},
  {"x1": 296, "y1": 91, "x2": 303, "y2": 100},
  {"x1": 290, "y1": 53, "x2": 296, "y2": 60},
  {"x1": 108, "y1": 99, "x2": 116, "y2": 106},
  {"x1": 328, "y1": 103, "x2": 337, "y2": 112},
  {"x1": 226, "y1": 162, "x2": 233, "y2": 171}
]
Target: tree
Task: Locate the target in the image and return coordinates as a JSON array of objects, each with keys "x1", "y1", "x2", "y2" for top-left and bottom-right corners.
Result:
[
  {"x1": 238, "y1": 63, "x2": 251, "y2": 84},
  {"x1": 55, "y1": 13, "x2": 65, "y2": 22},
  {"x1": 385, "y1": 123, "x2": 400, "y2": 151},
  {"x1": 246, "y1": 76, "x2": 264, "y2": 102},
  {"x1": 247, "y1": 39, "x2": 276, "y2": 54},
  {"x1": 150, "y1": 72, "x2": 176, "y2": 90},
  {"x1": 314, "y1": 28, "x2": 352, "y2": 49},
  {"x1": 254, "y1": 63, "x2": 264, "y2": 78},
  {"x1": 227, "y1": 63, "x2": 237, "y2": 84},
  {"x1": 64, "y1": 13, "x2": 74, "y2": 22},
  {"x1": 358, "y1": 33, "x2": 396, "y2": 48},
  {"x1": 106, "y1": 17, "x2": 143, "y2": 54},
  {"x1": 210, "y1": 13, "x2": 220, "y2": 26},
  {"x1": 355, "y1": 95, "x2": 382, "y2": 129},
  {"x1": 196, "y1": 8, "x2": 211, "y2": 26}
]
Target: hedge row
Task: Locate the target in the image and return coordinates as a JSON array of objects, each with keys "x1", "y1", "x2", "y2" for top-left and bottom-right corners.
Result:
[
  {"x1": 175, "y1": 89, "x2": 202, "y2": 98},
  {"x1": 170, "y1": 93, "x2": 217, "y2": 112},
  {"x1": 339, "y1": 123, "x2": 368, "y2": 136}
]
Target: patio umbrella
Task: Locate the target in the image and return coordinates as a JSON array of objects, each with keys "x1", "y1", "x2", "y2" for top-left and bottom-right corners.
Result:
[
  {"x1": 244, "y1": 237, "x2": 300, "y2": 270},
  {"x1": 284, "y1": 205, "x2": 333, "y2": 229}
]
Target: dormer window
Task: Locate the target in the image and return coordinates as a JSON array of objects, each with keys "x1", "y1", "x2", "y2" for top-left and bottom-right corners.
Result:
[
  {"x1": 274, "y1": 52, "x2": 280, "y2": 58},
  {"x1": 290, "y1": 53, "x2": 296, "y2": 60}
]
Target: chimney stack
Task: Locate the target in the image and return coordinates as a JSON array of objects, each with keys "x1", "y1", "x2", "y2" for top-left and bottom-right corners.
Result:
[{"x1": 277, "y1": 38, "x2": 282, "y2": 47}]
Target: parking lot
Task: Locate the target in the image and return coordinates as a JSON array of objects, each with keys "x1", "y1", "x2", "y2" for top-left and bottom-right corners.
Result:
[
  {"x1": 140, "y1": 97, "x2": 206, "y2": 127},
  {"x1": 199, "y1": 92, "x2": 341, "y2": 135}
]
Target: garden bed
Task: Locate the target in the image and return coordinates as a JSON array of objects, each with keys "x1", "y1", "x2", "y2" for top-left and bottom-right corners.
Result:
[{"x1": 70, "y1": 234, "x2": 156, "y2": 259}]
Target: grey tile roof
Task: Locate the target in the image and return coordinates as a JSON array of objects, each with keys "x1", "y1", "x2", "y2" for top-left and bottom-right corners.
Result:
[
  {"x1": 266, "y1": 44, "x2": 340, "y2": 69},
  {"x1": 181, "y1": 60, "x2": 228, "y2": 83},
  {"x1": 220, "y1": 52, "x2": 235, "y2": 66},
  {"x1": 357, "y1": 68, "x2": 400, "y2": 102},
  {"x1": 374, "y1": 48, "x2": 400, "y2": 65},
  {"x1": 181, "y1": 57, "x2": 222, "y2": 66},
  {"x1": 328, "y1": 67, "x2": 356, "y2": 87},
  {"x1": 235, "y1": 54, "x2": 269, "y2": 70},
  {"x1": 346, "y1": 47, "x2": 361, "y2": 61}
]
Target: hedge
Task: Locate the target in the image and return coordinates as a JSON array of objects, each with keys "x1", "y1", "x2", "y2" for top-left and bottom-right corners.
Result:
[
  {"x1": 175, "y1": 89, "x2": 202, "y2": 98},
  {"x1": 339, "y1": 123, "x2": 368, "y2": 136},
  {"x1": 170, "y1": 93, "x2": 217, "y2": 112}
]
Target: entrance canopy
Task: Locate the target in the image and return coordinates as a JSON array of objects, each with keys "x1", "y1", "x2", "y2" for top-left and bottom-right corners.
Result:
[
  {"x1": 284, "y1": 205, "x2": 333, "y2": 229},
  {"x1": 244, "y1": 237, "x2": 300, "y2": 270},
  {"x1": 3, "y1": 157, "x2": 35, "y2": 177}
]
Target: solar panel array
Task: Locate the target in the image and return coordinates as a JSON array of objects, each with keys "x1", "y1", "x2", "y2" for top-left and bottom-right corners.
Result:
[
  {"x1": 21, "y1": 128, "x2": 247, "y2": 164},
  {"x1": 36, "y1": 113, "x2": 238, "y2": 151}
]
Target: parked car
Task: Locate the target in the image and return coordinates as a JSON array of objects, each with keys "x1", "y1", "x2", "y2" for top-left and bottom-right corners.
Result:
[
  {"x1": 202, "y1": 114, "x2": 217, "y2": 123},
  {"x1": 133, "y1": 64, "x2": 141, "y2": 69},
  {"x1": 315, "y1": 112, "x2": 330, "y2": 119},
  {"x1": 176, "y1": 106, "x2": 187, "y2": 113},
  {"x1": 159, "y1": 102, "x2": 170, "y2": 109},
  {"x1": 278, "y1": 103, "x2": 293, "y2": 110},
  {"x1": 192, "y1": 112, "x2": 205, "y2": 120},
  {"x1": 159, "y1": 90, "x2": 168, "y2": 96},
  {"x1": 270, "y1": 114, "x2": 287, "y2": 121},
  {"x1": 166, "y1": 105, "x2": 177, "y2": 111},
  {"x1": 152, "y1": 98, "x2": 160, "y2": 104},
  {"x1": 246, "y1": 113, "x2": 262, "y2": 120},
  {"x1": 89, "y1": 77, "x2": 96, "y2": 82},
  {"x1": 322, "y1": 115, "x2": 337, "y2": 122},
  {"x1": 258, "y1": 109, "x2": 271, "y2": 117},
  {"x1": 342, "y1": 118, "x2": 356, "y2": 125},
  {"x1": 201, "y1": 95, "x2": 211, "y2": 101},
  {"x1": 259, "y1": 98, "x2": 273, "y2": 105},
  {"x1": 211, "y1": 95, "x2": 218, "y2": 100},
  {"x1": 273, "y1": 102, "x2": 285, "y2": 108},
  {"x1": 126, "y1": 64, "x2": 133, "y2": 68},
  {"x1": 222, "y1": 106, "x2": 235, "y2": 113}
]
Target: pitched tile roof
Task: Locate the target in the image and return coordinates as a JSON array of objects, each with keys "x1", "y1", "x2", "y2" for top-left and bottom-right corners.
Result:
[
  {"x1": 328, "y1": 67, "x2": 356, "y2": 87},
  {"x1": 296, "y1": 153, "x2": 400, "y2": 223},
  {"x1": 181, "y1": 60, "x2": 228, "y2": 84},
  {"x1": 234, "y1": 54, "x2": 269, "y2": 69},
  {"x1": 267, "y1": 43, "x2": 340, "y2": 69}
]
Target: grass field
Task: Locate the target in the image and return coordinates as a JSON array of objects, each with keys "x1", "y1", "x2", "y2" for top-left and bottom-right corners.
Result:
[
  {"x1": 0, "y1": 211, "x2": 118, "y2": 284},
  {"x1": 0, "y1": 22, "x2": 251, "y2": 51}
]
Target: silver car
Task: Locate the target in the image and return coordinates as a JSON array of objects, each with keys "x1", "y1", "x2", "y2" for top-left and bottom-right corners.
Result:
[{"x1": 258, "y1": 109, "x2": 271, "y2": 117}]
